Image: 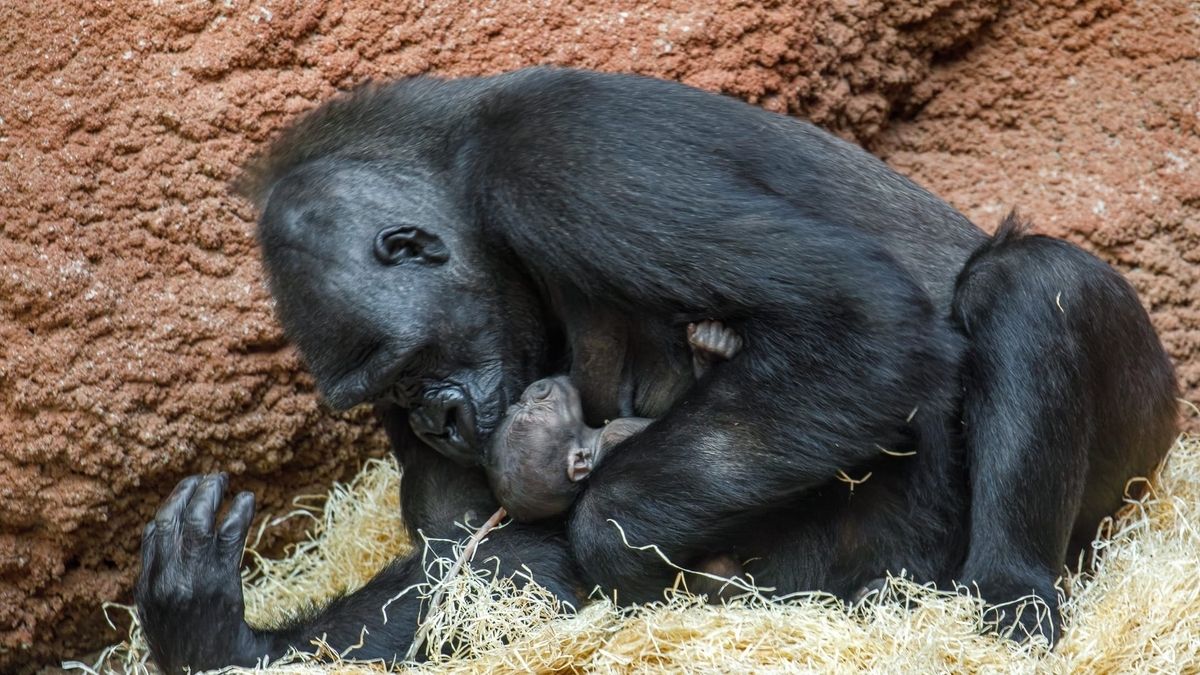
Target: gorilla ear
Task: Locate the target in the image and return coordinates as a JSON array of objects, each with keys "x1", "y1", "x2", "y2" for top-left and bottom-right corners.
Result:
[{"x1": 373, "y1": 226, "x2": 449, "y2": 265}]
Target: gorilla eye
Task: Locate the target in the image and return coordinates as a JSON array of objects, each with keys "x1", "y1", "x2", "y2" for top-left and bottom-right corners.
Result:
[{"x1": 373, "y1": 226, "x2": 449, "y2": 266}]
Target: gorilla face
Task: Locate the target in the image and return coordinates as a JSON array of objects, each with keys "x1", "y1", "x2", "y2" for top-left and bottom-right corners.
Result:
[{"x1": 256, "y1": 159, "x2": 549, "y2": 465}]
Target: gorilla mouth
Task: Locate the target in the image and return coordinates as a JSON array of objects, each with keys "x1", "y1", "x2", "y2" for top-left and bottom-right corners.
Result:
[
  {"x1": 367, "y1": 353, "x2": 515, "y2": 466},
  {"x1": 407, "y1": 381, "x2": 481, "y2": 465}
]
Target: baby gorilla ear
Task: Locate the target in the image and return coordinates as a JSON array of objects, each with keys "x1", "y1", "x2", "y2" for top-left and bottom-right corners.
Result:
[
  {"x1": 374, "y1": 225, "x2": 449, "y2": 265},
  {"x1": 567, "y1": 447, "x2": 593, "y2": 482}
]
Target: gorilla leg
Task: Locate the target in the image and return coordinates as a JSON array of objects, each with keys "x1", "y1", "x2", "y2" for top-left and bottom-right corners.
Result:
[
  {"x1": 951, "y1": 218, "x2": 1177, "y2": 643},
  {"x1": 136, "y1": 405, "x2": 579, "y2": 672}
]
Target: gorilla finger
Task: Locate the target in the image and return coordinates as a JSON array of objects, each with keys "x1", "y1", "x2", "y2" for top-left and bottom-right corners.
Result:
[
  {"x1": 182, "y1": 473, "x2": 228, "y2": 538},
  {"x1": 721, "y1": 333, "x2": 741, "y2": 357},
  {"x1": 217, "y1": 491, "x2": 256, "y2": 562},
  {"x1": 709, "y1": 330, "x2": 725, "y2": 351},
  {"x1": 154, "y1": 475, "x2": 203, "y2": 532}
]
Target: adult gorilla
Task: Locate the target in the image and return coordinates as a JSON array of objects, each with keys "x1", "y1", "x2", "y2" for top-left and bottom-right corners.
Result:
[{"x1": 135, "y1": 68, "x2": 1177, "y2": 671}]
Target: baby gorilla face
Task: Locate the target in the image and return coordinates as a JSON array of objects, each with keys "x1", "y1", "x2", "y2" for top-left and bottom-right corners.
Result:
[{"x1": 485, "y1": 376, "x2": 588, "y2": 521}]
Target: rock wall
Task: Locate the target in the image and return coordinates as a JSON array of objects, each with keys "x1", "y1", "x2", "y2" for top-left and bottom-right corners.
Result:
[
  {"x1": 873, "y1": 0, "x2": 1199, "y2": 406},
  {"x1": 0, "y1": 0, "x2": 1002, "y2": 668}
]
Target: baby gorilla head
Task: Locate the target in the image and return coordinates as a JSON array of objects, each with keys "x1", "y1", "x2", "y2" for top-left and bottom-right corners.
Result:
[{"x1": 485, "y1": 375, "x2": 589, "y2": 521}]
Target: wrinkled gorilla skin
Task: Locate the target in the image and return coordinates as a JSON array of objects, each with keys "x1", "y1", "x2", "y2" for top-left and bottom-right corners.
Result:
[{"x1": 135, "y1": 68, "x2": 1178, "y2": 671}]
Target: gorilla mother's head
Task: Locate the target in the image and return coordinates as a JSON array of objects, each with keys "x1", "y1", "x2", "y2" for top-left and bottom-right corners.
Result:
[{"x1": 238, "y1": 80, "x2": 555, "y2": 467}]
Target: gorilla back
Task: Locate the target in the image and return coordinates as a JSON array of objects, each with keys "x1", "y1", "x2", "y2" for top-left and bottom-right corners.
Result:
[{"x1": 134, "y1": 67, "x2": 1178, "y2": 672}]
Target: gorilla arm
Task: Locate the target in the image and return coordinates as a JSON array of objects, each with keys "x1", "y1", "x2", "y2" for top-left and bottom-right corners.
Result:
[
  {"x1": 136, "y1": 406, "x2": 579, "y2": 672},
  {"x1": 497, "y1": 207, "x2": 963, "y2": 601}
]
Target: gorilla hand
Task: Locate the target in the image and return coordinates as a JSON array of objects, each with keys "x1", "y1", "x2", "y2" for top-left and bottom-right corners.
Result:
[{"x1": 135, "y1": 474, "x2": 273, "y2": 672}]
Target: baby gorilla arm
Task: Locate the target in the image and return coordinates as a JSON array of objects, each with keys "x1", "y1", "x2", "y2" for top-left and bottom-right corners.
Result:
[{"x1": 572, "y1": 319, "x2": 743, "y2": 481}]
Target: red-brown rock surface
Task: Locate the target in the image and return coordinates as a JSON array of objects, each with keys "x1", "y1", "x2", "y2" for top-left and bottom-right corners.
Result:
[
  {"x1": 0, "y1": 0, "x2": 1193, "y2": 669},
  {"x1": 874, "y1": 0, "x2": 1199, "y2": 412}
]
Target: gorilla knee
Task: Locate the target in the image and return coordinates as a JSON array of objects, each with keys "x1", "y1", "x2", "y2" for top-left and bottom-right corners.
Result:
[
  {"x1": 567, "y1": 489, "x2": 623, "y2": 588},
  {"x1": 567, "y1": 487, "x2": 675, "y2": 604}
]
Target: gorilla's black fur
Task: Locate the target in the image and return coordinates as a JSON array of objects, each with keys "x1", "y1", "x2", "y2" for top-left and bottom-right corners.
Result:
[{"x1": 135, "y1": 68, "x2": 1178, "y2": 671}]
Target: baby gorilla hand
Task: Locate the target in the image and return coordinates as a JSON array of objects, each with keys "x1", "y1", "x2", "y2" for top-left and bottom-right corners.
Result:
[
  {"x1": 687, "y1": 320, "x2": 743, "y2": 379},
  {"x1": 687, "y1": 320, "x2": 743, "y2": 360},
  {"x1": 135, "y1": 474, "x2": 270, "y2": 672}
]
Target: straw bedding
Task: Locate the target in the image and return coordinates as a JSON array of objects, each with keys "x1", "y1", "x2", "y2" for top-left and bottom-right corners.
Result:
[{"x1": 81, "y1": 433, "x2": 1200, "y2": 674}]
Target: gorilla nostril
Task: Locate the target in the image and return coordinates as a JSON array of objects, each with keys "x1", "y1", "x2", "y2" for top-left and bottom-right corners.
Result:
[
  {"x1": 408, "y1": 383, "x2": 478, "y2": 466},
  {"x1": 443, "y1": 404, "x2": 459, "y2": 437}
]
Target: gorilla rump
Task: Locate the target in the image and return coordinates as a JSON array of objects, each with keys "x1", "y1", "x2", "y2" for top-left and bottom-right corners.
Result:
[{"x1": 135, "y1": 67, "x2": 1178, "y2": 672}]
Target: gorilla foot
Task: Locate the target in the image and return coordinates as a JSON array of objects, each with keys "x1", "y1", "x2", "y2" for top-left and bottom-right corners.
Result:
[
  {"x1": 953, "y1": 563, "x2": 1064, "y2": 646},
  {"x1": 850, "y1": 572, "x2": 1060, "y2": 645},
  {"x1": 973, "y1": 575, "x2": 1062, "y2": 646}
]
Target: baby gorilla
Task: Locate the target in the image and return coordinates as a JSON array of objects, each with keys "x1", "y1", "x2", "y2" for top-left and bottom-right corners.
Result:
[
  {"x1": 485, "y1": 320, "x2": 742, "y2": 522},
  {"x1": 485, "y1": 320, "x2": 746, "y2": 600}
]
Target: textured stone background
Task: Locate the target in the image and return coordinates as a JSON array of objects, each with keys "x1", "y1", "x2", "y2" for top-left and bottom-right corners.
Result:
[
  {"x1": 874, "y1": 0, "x2": 1199, "y2": 394},
  {"x1": 0, "y1": 0, "x2": 1193, "y2": 669}
]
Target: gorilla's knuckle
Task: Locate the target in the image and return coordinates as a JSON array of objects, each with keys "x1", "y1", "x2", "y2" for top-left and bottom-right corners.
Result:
[
  {"x1": 182, "y1": 511, "x2": 210, "y2": 530},
  {"x1": 217, "y1": 529, "x2": 243, "y2": 549},
  {"x1": 153, "y1": 509, "x2": 178, "y2": 528}
]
